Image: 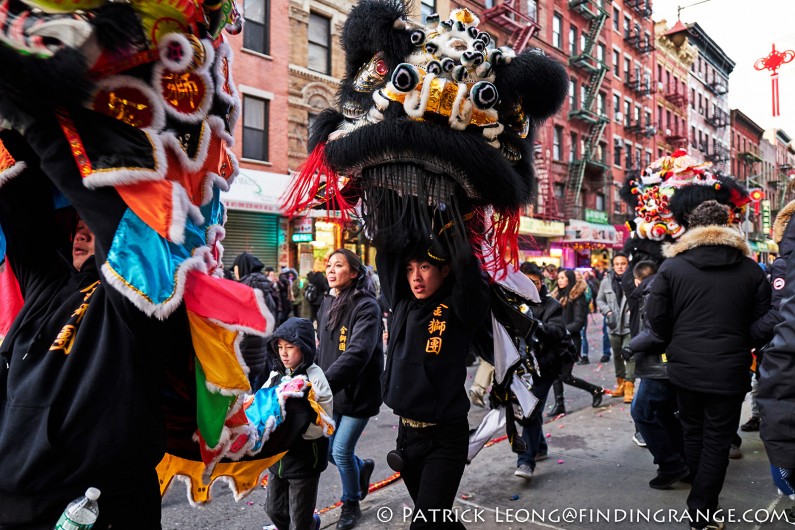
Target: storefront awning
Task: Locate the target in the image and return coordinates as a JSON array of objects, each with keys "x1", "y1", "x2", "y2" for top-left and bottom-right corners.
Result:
[
  {"x1": 561, "y1": 219, "x2": 624, "y2": 249},
  {"x1": 220, "y1": 169, "x2": 294, "y2": 214}
]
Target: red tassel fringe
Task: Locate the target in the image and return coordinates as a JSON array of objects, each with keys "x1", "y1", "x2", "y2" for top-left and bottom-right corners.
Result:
[
  {"x1": 280, "y1": 143, "x2": 356, "y2": 220},
  {"x1": 466, "y1": 206, "x2": 520, "y2": 280}
]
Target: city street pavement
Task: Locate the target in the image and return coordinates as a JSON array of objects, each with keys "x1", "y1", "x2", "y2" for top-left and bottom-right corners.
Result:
[{"x1": 161, "y1": 313, "x2": 794, "y2": 529}]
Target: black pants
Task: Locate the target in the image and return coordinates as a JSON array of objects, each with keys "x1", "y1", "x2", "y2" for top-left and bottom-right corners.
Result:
[
  {"x1": 397, "y1": 419, "x2": 469, "y2": 530},
  {"x1": 631, "y1": 378, "x2": 686, "y2": 473},
  {"x1": 676, "y1": 387, "x2": 744, "y2": 528},
  {"x1": 554, "y1": 361, "x2": 600, "y2": 396},
  {"x1": 265, "y1": 470, "x2": 320, "y2": 530}
]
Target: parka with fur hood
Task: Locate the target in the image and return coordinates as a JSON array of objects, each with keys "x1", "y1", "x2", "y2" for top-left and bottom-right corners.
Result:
[
  {"x1": 265, "y1": 317, "x2": 333, "y2": 478},
  {"x1": 758, "y1": 199, "x2": 795, "y2": 468},
  {"x1": 644, "y1": 225, "x2": 771, "y2": 395}
]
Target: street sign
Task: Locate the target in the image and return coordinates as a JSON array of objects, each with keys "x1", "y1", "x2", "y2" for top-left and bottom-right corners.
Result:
[
  {"x1": 584, "y1": 209, "x2": 609, "y2": 224},
  {"x1": 762, "y1": 200, "x2": 771, "y2": 232}
]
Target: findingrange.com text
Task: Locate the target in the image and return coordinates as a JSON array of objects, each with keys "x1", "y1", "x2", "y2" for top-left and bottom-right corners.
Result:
[{"x1": 375, "y1": 506, "x2": 794, "y2": 525}]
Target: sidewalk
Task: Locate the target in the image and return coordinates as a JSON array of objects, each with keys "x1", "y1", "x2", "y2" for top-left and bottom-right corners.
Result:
[{"x1": 324, "y1": 397, "x2": 792, "y2": 530}]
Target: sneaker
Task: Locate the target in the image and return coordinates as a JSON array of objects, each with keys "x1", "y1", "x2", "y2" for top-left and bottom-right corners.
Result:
[
  {"x1": 359, "y1": 459, "x2": 375, "y2": 500},
  {"x1": 337, "y1": 500, "x2": 362, "y2": 530},
  {"x1": 577, "y1": 357, "x2": 590, "y2": 365},
  {"x1": 740, "y1": 416, "x2": 760, "y2": 432},
  {"x1": 600, "y1": 355, "x2": 610, "y2": 363},
  {"x1": 632, "y1": 432, "x2": 648, "y2": 448},
  {"x1": 649, "y1": 467, "x2": 689, "y2": 490},
  {"x1": 313, "y1": 514, "x2": 321, "y2": 530},
  {"x1": 263, "y1": 526, "x2": 278, "y2": 530},
  {"x1": 729, "y1": 444, "x2": 743, "y2": 459},
  {"x1": 514, "y1": 464, "x2": 533, "y2": 480},
  {"x1": 535, "y1": 451, "x2": 548, "y2": 462}
]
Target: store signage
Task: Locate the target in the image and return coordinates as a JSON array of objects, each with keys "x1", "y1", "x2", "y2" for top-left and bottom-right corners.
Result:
[
  {"x1": 564, "y1": 219, "x2": 624, "y2": 247},
  {"x1": 292, "y1": 233, "x2": 314, "y2": 243},
  {"x1": 518, "y1": 217, "x2": 566, "y2": 237},
  {"x1": 293, "y1": 217, "x2": 314, "y2": 234},
  {"x1": 584, "y1": 209, "x2": 609, "y2": 224},
  {"x1": 761, "y1": 200, "x2": 771, "y2": 232}
]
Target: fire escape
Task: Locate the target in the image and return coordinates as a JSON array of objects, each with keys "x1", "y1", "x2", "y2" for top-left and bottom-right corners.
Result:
[
  {"x1": 663, "y1": 87, "x2": 688, "y2": 148},
  {"x1": 624, "y1": 23, "x2": 655, "y2": 54},
  {"x1": 482, "y1": 0, "x2": 542, "y2": 53},
  {"x1": 532, "y1": 142, "x2": 561, "y2": 220},
  {"x1": 564, "y1": 0, "x2": 609, "y2": 219},
  {"x1": 625, "y1": 0, "x2": 653, "y2": 19}
]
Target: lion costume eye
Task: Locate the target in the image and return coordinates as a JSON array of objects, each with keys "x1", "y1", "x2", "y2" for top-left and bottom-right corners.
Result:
[
  {"x1": 391, "y1": 63, "x2": 420, "y2": 92},
  {"x1": 410, "y1": 29, "x2": 425, "y2": 45}
]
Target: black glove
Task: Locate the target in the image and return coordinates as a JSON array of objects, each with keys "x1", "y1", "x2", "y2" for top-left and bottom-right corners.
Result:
[{"x1": 620, "y1": 347, "x2": 634, "y2": 361}]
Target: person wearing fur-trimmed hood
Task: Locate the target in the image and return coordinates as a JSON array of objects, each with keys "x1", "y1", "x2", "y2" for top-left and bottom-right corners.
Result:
[
  {"x1": 644, "y1": 200, "x2": 771, "y2": 530},
  {"x1": 756, "y1": 198, "x2": 795, "y2": 500},
  {"x1": 263, "y1": 317, "x2": 334, "y2": 530}
]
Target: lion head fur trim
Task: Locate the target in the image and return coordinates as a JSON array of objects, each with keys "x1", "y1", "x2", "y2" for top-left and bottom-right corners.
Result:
[{"x1": 662, "y1": 225, "x2": 751, "y2": 259}]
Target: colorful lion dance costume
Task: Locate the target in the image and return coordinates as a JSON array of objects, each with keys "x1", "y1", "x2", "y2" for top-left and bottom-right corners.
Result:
[
  {"x1": 0, "y1": 0, "x2": 328, "y2": 516},
  {"x1": 620, "y1": 149, "x2": 750, "y2": 263}
]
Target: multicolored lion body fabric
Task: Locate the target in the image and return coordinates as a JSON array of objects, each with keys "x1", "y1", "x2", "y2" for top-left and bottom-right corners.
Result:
[{"x1": 0, "y1": 0, "x2": 321, "y2": 507}]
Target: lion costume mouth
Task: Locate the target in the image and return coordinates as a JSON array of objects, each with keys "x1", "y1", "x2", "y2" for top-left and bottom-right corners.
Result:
[{"x1": 0, "y1": 0, "x2": 96, "y2": 57}]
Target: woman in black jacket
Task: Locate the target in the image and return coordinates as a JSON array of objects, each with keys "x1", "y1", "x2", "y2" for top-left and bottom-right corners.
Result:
[
  {"x1": 548, "y1": 269, "x2": 604, "y2": 416},
  {"x1": 316, "y1": 249, "x2": 383, "y2": 530}
]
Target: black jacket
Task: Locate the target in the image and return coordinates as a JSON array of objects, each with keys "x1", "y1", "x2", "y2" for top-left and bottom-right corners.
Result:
[
  {"x1": 317, "y1": 291, "x2": 383, "y2": 418},
  {"x1": 758, "y1": 199, "x2": 795, "y2": 468},
  {"x1": 0, "y1": 129, "x2": 191, "y2": 507},
  {"x1": 645, "y1": 226, "x2": 771, "y2": 395},
  {"x1": 378, "y1": 242, "x2": 489, "y2": 424},
  {"x1": 266, "y1": 318, "x2": 330, "y2": 478},
  {"x1": 554, "y1": 279, "x2": 587, "y2": 353},
  {"x1": 629, "y1": 274, "x2": 668, "y2": 380},
  {"x1": 529, "y1": 287, "x2": 566, "y2": 382}
]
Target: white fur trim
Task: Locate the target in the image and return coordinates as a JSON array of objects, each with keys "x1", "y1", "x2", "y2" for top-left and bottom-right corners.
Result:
[
  {"x1": 207, "y1": 115, "x2": 234, "y2": 148},
  {"x1": 171, "y1": 474, "x2": 204, "y2": 508},
  {"x1": 159, "y1": 121, "x2": 212, "y2": 174},
  {"x1": 158, "y1": 33, "x2": 194, "y2": 73},
  {"x1": 101, "y1": 252, "x2": 209, "y2": 319},
  {"x1": 213, "y1": 39, "x2": 241, "y2": 132},
  {"x1": 0, "y1": 161, "x2": 26, "y2": 188},
  {"x1": 449, "y1": 83, "x2": 471, "y2": 130},
  {"x1": 81, "y1": 131, "x2": 168, "y2": 188},
  {"x1": 90, "y1": 75, "x2": 166, "y2": 132},
  {"x1": 198, "y1": 39, "x2": 216, "y2": 74},
  {"x1": 152, "y1": 62, "x2": 215, "y2": 124}
]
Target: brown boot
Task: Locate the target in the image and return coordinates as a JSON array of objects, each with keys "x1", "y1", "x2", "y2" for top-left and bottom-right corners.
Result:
[
  {"x1": 611, "y1": 378, "x2": 625, "y2": 398},
  {"x1": 623, "y1": 381, "x2": 635, "y2": 403}
]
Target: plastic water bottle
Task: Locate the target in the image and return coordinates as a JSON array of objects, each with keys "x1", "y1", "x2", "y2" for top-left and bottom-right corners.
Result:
[{"x1": 54, "y1": 488, "x2": 100, "y2": 530}]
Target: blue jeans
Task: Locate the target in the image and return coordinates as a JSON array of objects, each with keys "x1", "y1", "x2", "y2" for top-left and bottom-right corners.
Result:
[
  {"x1": 601, "y1": 317, "x2": 611, "y2": 358},
  {"x1": 517, "y1": 378, "x2": 554, "y2": 470},
  {"x1": 329, "y1": 413, "x2": 370, "y2": 502},
  {"x1": 630, "y1": 378, "x2": 686, "y2": 473},
  {"x1": 581, "y1": 317, "x2": 589, "y2": 358}
]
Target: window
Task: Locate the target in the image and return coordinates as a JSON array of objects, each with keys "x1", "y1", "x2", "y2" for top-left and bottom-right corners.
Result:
[
  {"x1": 625, "y1": 142, "x2": 632, "y2": 167},
  {"x1": 691, "y1": 88, "x2": 696, "y2": 108},
  {"x1": 569, "y1": 26, "x2": 578, "y2": 56},
  {"x1": 242, "y1": 95, "x2": 269, "y2": 161},
  {"x1": 597, "y1": 44, "x2": 606, "y2": 64},
  {"x1": 623, "y1": 16, "x2": 631, "y2": 38},
  {"x1": 570, "y1": 132, "x2": 578, "y2": 162},
  {"x1": 624, "y1": 99, "x2": 631, "y2": 123},
  {"x1": 420, "y1": 0, "x2": 435, "y2": 23},
  {"x1": 613, "y1": 7, "x2": 620, "y2": 31},
  {"x1": 554, "y1": 182, "x2": 565, "y2": 198},
  {"x1": 596, "y1": 193, "x2": 606, "y2": 211},
  {"x1": 614, "y1": 140, "x2": 622, "y2": 166},
  {"x1": 635, "y1": 147, "x2": 642, "y2": 168},
  {"x1": 613, "y1": 50, "x2": 620, "y2": 76},
  {"x1": 599, "y1": 141, "x2": 607, "y2": 163},
  {"x1": 657, "y1": 105, "x2": 663, "y2": 129},
  {"x1": 657, "y1": 64, "x2": 663, "y2": 85},
  {"x1": 527, "y1": 0, "x2": 538, "y2": 21},
  {"x1": 613, "y1": 94, "x2": 620, "y2": 118},
  {"x1": 598, "y1": 92, "x2": 606, "y2": 117},
  {"x1": 308, "y1": 13, "x2": 331, "y2": 74},
  {"x1": 552, "y1": 14, "x2": 562, "y2": 49},
  {"x1": 553, "y1": 126, "x2": 563, "y2": 160},
  {"x1": 569, "y1": 79, "x2": 577, "y2": 109},
  {"x1": 645, "y1": 110, "x2": 652, "y2": 127},
  {"x1": 624, "y1": 57, "x2": 631, "y2": 82},
  {"x1": 243, "y1": 0, "x2": 270, "y2": 55}
]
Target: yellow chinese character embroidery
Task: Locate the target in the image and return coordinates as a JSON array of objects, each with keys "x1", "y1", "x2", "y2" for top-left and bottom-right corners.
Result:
[
  {"x1": 426, "y1": 337, "x2": 443, "y2": 354},
  {"x1": 428, "y1": 318, "x2": 446, "y2": 335},
  {"x1": 432, "y1": 304, "x2": 448, "y2": 317}
]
